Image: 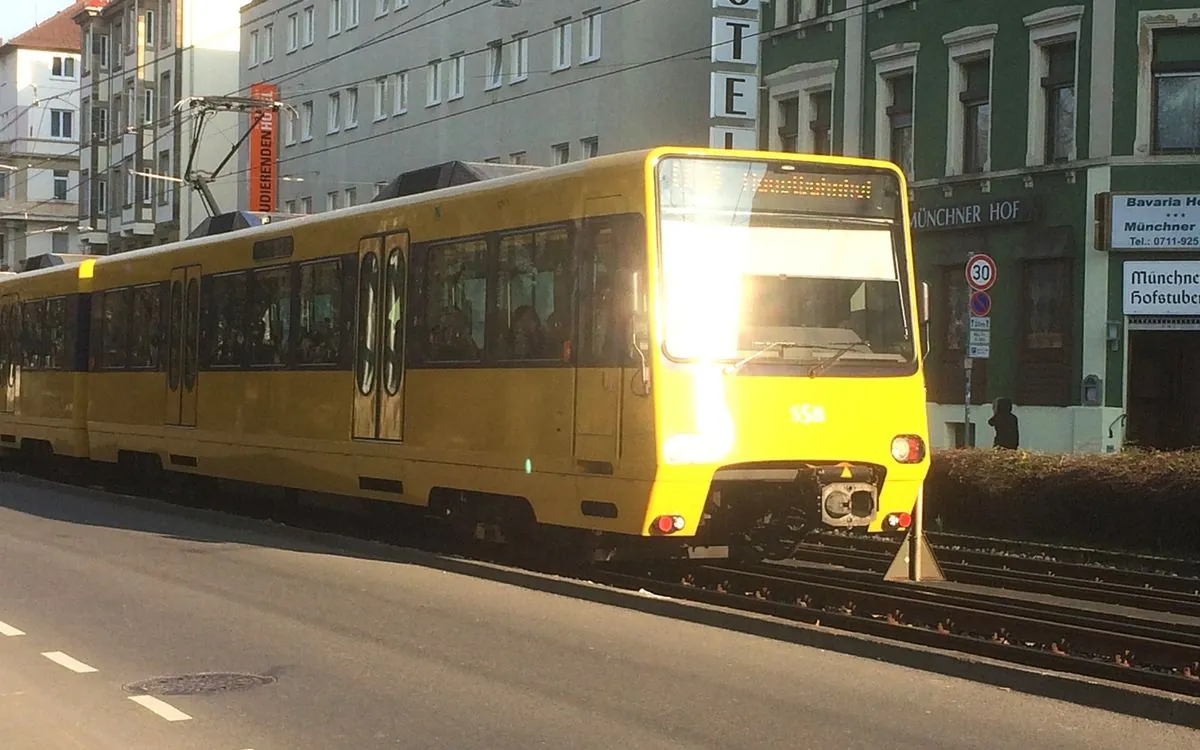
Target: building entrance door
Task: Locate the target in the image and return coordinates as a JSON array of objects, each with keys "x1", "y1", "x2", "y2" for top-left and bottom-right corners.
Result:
[{"x1": 1126, "y1": 330, "x2": 1200, "y2": 450}]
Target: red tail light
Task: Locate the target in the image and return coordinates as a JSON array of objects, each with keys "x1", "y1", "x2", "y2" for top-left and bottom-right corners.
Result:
[
  {"x1": 652, "y1": 515, "x2": 686, "y2": 534},
  {"x1": 890, "y1": 435, "x2": 926, "y2": 464}
]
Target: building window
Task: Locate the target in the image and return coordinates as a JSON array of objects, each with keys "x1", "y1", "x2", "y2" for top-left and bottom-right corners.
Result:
[
  {"x1": 50, "y1": 109, "x2": 73, "y2": 139},
  {"x1": 143, "y1": 89, "x2": 155, "y2": 124},
  {"x1": 448, "y1": 53, "x2": 465, "y2": 100},
  {"x1": 328, "y1": 92, "x2": 341, "y2": 132},
  {"x1": 394, "y1": 71, "x2": 409, "y2": 114},
  {"x1": 301, "y1": 196, "x2": 313, "y2": 213},
  {"x1": 510, "y1": 151, "x2": 527, "y2": 164},
  {"x1": 581, "y1": 10, "x2": 601, "y2": 62},
  {"x1": 287, "y1": 13, "x2": 299, "y2": 51},
  {"x1": 427, "y1": 60, "x2": 442, "y2": 106},
  {"x1": 486, "y1": 41, "x2": 503, "y2": 90},
  {"x1": 552, "y1": 142, "x2": 569, "y2": 164},
  {"x1": 303, "y1": 6, "x2": 315, "y2": 46},
  {"x1": 1042, "y1": 42, "x2": 1076, "y2": 163},
  {"x1": 329, "y1": 0, "x2": 343, "y2": 35},
  {"x1": 510, "y1": 33, "x2": 529, "y2": 83},
  {"x1": 53, "y1": 170, "x2": 69, "y2": 200},
  {"x1": 327, "y1": 191, "x2": 340, "y2": 212},
  {"x1": 960, "y1": 58, "x2": 991, "y2": 173},
  {"x1": 93, "y1": 106, "x2": 108, "y2": 140},
  {"x1": 159, "y1": 72, "x2": 172, "y2": 120},
  {"x1": 161, "y1": 1, "x2": 173, "y2": 46},
  {"x1": 809, "y1": 89, "x2": 832, "y2": 154},
  {"x1": 345, "y1": 87, "x2": 358, "y2": 128},
  {"x1": 96, "y1": 179, "x2": 107, "y2": 214},
  {"x1": 51, "y1": 56, "x2": 76, "y2": 78},
  {"x1": 776, "y1": 97, "x2": 799, "y2": 151},
  {"x1": 553, "y1": 20, "x2": 571, "y2": 71},
  {"x1": 263, "y1": 23, "x2": 274, "y2": 61},
  {"x1": 885, "y1": 73, "x2": 914, "y2": 179},
  {"x1": 286, "y1": 109, "x2": 298, "y2": 145},
  {"x1": 581, "y1": 137, "x2": 598, "y2": 159},
  {"x1": 249, "y1": 30, "x2": 259, "y2": 65},
  {"x1": 158, "y1": 150, "x2": 171, "y2": 205},
  {"x1": 0, "y1": 173, "x2": 7, "y2": 199},
  {"x1": 285, "y1": 199, "x2": 296, "y2": 213},
  {"x1": 301, "y1": 101, "x2": 313, "y2": 139},
  {"x1": 94, "y1": 33, "x2": 109, "y2": 68},
  {"x1": 345, "y1": 187, "x2": 356, "y2": 206},
  {"x1": 348, "y1": 0, "x2": 359, "y2": 27},
  {"x1": 144, "y1": 10, "x2": 155, "y2": 46},
  {"x1": 376, "y1": 0, "x2": 389, "y2": 17},
  {"x1": 374, "y1": 77, "x2": 389, "y2": 120},
  {"x1": 394, "y1": 0, "x2": 408, "y2": 9},
  {"x1": 1153, "y1": 28, "x2": 1200, "y2": 154}
]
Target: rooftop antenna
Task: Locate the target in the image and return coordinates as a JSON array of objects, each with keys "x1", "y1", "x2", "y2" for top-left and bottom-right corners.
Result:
[{"x1": 175, "y1": 94, "x2": 294, "y2": 217}]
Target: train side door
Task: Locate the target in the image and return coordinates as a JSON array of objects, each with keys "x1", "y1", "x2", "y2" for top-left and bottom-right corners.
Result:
[
  {"x1": 573, "y1": 214, "x2": 626, "y2": 471},
  {"x1": 352, "y1": 232, "x2": 408, "y2": 441},
  {"x1": 165, "y1": 265, "x2": 202, "y2": 427},
  {"x1": 0, "y1": 294, "x2": 15, "y2": 413}
]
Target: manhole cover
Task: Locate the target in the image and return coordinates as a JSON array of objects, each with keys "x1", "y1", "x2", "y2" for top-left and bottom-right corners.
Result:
[{"x1": 124, "y1": 672, "x2": 276, "y2": 696}]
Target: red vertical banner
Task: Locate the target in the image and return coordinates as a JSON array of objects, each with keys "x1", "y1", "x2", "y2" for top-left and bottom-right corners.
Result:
[{"x1": 248, "y1": 82, "x2": 279, "y2": 213}]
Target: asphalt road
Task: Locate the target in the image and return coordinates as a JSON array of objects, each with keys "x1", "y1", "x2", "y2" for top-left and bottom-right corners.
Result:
[{"x1": 0, "y1": 473, "x2": 1194, "y2": 749}]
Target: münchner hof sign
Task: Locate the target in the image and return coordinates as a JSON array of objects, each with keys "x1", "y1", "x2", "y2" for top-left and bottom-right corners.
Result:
[
  {"x1": 1123, "y1": 260, "x2": 1200, "y2": 315},
  {"x1": 1108, "y1": 193, "x2": 1200, "y2": 250}
]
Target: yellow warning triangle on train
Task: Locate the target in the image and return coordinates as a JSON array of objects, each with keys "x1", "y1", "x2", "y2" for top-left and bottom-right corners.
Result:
[{"x1": 838, "y1": 463, "x2": 852, "y2": 479}]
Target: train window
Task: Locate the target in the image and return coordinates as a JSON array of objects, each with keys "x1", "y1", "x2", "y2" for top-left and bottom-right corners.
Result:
[
  {"x1": 249, "y1": 266, "x2": 291, "y2": 367},
  {"x1": 383, "y1": 248, "x2": 405, "y2": 394},
  {"x1": 46, "y1": 297, "x2": 67, "y2": 370},
  {"x1": 426, "y1": 238, "x2": 487, "y2": 363},
  {"x1": 497, "y1": 226, "x2": 572, "y2": 361},
  {"x1": 356, "y1": 252, "x2": 379, "y2": 395},
  {"x1": 101, "y1": 289, "x2": 131, "y2": 369},
  {"x1": 129, "y1": 285, "x2": 162, "y2": 369},
  {"x1": 581, "y1": 214, "x2": 645, "y2": 367},
  {"x1": 208, "y1": 272, "x2": 248, "y2": 367},
  {"x1": 22, "y1": 300, "x2": 46, "y2": 370},
  {"x1": 298, "y1": 259, "x2": 343, "y2": 366}
]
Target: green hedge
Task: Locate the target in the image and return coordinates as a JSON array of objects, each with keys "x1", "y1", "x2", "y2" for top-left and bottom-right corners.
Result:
[{"x1": 923, "y1": 448, "x2": 1200, "y2": 557}]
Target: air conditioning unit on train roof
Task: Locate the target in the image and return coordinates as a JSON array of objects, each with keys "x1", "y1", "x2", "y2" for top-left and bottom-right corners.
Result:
[
  {"x1": 370, "y1": 160, "x2": 541, "y2": 203},
  {"x1": 20, "y1": 253, "x2": 94, "y2": 272}
]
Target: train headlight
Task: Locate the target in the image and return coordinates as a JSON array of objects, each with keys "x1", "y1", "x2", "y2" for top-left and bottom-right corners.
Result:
[{"x1": 890, "y1": 435, "x2": 926, "y2": 464}]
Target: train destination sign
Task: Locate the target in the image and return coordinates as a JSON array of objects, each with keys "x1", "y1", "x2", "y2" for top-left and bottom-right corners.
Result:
[
  {"x1": 910, "y1": 197, "x2": 1034, "y2": 232},
  {"x1": 1108, "y1": 193, "x2": 1200, "y2": 250}
]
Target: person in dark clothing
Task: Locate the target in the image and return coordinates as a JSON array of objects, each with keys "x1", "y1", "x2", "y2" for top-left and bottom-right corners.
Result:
[{"x1": 988, "y1": 397, "x2": 1019, "y2": 449}]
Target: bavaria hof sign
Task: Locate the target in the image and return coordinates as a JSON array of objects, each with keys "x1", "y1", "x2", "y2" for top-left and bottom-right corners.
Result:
[{"x1": 1108, "y1": 193, "x2": 1200, "y2": 251}]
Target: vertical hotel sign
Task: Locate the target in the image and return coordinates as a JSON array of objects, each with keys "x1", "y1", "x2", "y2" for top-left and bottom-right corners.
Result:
[
  {"x1": 248, "y1": 82, "x2": 278, "y2": 212},
  {"x1": 709, "y1": 0, "x2": 759, "y2": 150}
]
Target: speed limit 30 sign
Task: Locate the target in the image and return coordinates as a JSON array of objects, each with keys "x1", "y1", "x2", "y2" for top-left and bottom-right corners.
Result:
[{"x1": 965, "y1": 253, "x2": 996, "y2": 291}]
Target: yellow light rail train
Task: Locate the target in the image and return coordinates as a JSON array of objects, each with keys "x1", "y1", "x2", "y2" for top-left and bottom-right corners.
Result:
[{"x1": 0, "y1": 147, "x2": 931, "y2": 561}]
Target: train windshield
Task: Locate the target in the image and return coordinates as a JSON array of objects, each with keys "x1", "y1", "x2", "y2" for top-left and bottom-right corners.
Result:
[{"x1": 654, "y1": 157, "x2": 916, "y2": 375}]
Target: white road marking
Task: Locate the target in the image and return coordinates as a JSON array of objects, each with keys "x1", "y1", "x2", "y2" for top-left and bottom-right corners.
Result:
[
  {"x1": 0, "y1": 621, "x2": 25, "y2": 637},
  {"x1": 128, "y1": 695, "x2": 192, "y2": 722},
  {"x1": 40, "y1": 651, "x2": 98, "y2": 673}
]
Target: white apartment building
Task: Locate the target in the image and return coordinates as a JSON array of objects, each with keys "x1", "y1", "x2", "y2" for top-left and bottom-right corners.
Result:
[
  {"x1": 238, "y1": 0, "x2": 762, "y2": 213},
  {"x1": 0, "y1": 1, "x2": 86, "y2": 270},
  {"x1": 75, "y1": 0, "x2": 245, "y2": 253}
]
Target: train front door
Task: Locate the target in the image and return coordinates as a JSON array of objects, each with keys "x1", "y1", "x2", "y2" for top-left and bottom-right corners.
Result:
[
  {"x1": 573, "y1": 210, "x2": 628, "y2": 471},
  {"x1": 352, "y1": 232, "x2": 409, "y2": 442},
  {"x1": 164, "y1": 265, "x2": 201, "y2": 427},
  {"x1": 0, "y1": 294, "x2": 16, "y2": 413}
]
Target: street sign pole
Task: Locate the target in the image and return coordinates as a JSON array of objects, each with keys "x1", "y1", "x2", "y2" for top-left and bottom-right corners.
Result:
[{"x1": 963, "y1": 254, "x2": 996, "y2": 449}]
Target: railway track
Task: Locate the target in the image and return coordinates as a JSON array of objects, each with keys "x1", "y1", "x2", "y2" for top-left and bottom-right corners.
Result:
[
  {"x1": 802, "y1": 532, "x2": 1200, "y2": 617},
  {"x1": 592, "y1": 560, "x2": 1200, "y2": 698}
]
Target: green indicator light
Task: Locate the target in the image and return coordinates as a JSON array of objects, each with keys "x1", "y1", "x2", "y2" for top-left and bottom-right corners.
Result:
[{"x1": 524, "y1": 458, "x2": 533, "y2": 474}]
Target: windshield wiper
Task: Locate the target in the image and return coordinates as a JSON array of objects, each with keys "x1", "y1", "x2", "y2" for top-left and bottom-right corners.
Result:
[
  {"x1": 807, "y1": 340, "x2": 869, "y2": 378},
  {"x1": 724, "y1": 340, "x2": 802, "y2": 375}
]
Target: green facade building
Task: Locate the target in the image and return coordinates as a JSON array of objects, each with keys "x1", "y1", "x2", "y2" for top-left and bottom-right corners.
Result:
[{"x1": 757, "y1": 0, "x2": 1200, "y2": 452}]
